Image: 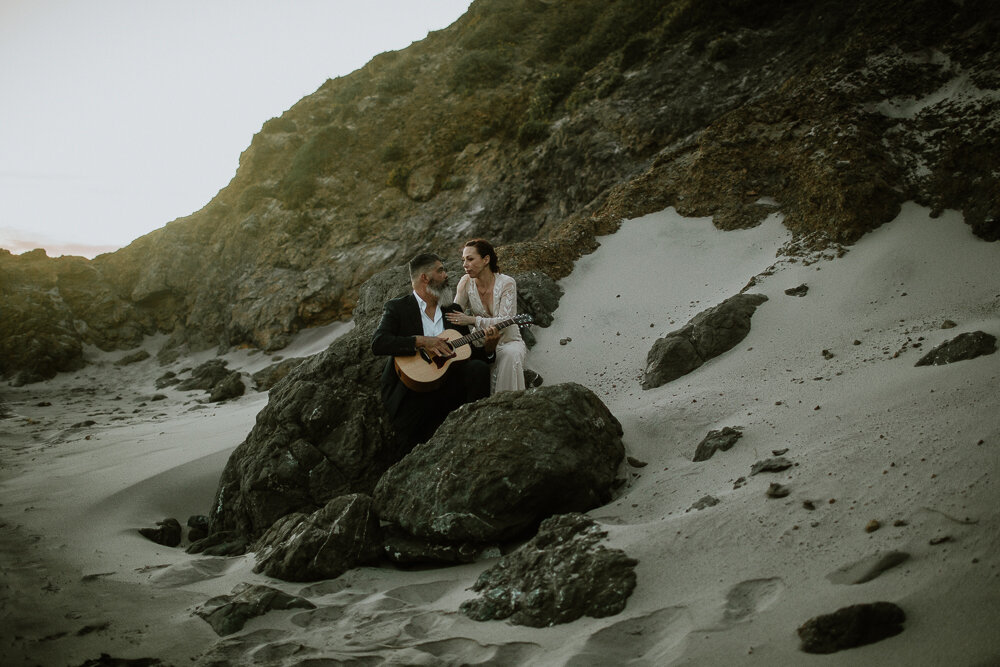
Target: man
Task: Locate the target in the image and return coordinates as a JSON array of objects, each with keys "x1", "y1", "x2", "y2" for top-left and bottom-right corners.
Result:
[{"x1": 371, "y1": 252, "x2": 499, "y2": 450}]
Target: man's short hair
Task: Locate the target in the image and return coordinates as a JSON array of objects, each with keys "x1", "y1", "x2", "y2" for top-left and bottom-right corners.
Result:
[{"x1": 408, "y1": 252, "x2": 443, "y2": 281}]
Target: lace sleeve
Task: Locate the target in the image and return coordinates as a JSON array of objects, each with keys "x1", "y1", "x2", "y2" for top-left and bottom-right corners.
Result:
[
  {"x1": 454, "y1": 274, "x2": 470, "y2": 311},
  {"x1": 474, "y1": 275, "x2": 518, "y2": 328}
]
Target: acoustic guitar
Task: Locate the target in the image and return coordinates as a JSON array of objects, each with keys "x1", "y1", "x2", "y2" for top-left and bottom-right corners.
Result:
[{"x1": 394, "y1": 313, "x2": 533, "y2": 391}]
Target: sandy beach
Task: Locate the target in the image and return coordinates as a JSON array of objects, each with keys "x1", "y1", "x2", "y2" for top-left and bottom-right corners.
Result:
[{"x1": 2, "y1": 204, "x2": 998, "y2": 665}]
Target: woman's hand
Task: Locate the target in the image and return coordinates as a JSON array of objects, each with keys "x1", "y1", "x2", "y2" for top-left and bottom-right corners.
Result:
[{"x1": 446, "y1": 311, "x2": 476, "y2": 326}]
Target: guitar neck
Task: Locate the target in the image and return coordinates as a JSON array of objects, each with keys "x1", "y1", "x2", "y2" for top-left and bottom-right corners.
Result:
[{"x1": 451, "y1": 317, "x2": 519, "y2": 349}]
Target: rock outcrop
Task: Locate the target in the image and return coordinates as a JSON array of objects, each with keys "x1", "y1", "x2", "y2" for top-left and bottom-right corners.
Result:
[
  {"x1": 642, "y1": 293, "x2": 767, "y2": 389},
  {"x1": 4, "y1": 1, "x2": 997, "y2": 381},
  {"x1": 460, "y1": 513, "x2": 638, "y2": 627},
  {"x1": 373, "y1": 383, "x2": 624, "y2": 543},
  {"x1": 206, "y1": 325, "x2": 394, "y2": 541},
  {"x1": 252, "y1": 494, "x2": 381, "y2": 582}
]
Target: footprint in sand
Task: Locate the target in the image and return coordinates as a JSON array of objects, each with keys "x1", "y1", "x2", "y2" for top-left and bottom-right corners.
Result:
[
  {"x1": 721, "y1": 577, "x2": 784, "y2": 624},
  {"x1": 564, "y1": 607, "x2": 692, "y2": 666}
]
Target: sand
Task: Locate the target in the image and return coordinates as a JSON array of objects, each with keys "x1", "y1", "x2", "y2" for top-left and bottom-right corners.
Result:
[{"x1": 1, "y1": 203, "x2": 998, "y2": 665}]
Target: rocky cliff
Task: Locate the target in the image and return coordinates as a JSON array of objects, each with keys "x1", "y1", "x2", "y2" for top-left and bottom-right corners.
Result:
[{"x1": 2, "y1": 0, "x2": 997, "y2": 382}]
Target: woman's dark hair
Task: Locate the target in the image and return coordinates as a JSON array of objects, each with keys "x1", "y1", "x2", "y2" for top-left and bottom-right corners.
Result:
[{"x1": 464, "y1": 238, "x2": 499, "y2": 272}]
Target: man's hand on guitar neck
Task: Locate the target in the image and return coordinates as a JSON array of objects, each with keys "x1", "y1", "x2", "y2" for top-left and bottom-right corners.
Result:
[{"x1": 415, "y1": 335, "x2": 456, "y2": 359}]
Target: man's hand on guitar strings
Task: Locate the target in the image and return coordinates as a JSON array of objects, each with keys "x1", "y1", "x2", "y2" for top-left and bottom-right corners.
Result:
[{"x1": 415, "y1": 335, "x2": 456, "y2": 359}]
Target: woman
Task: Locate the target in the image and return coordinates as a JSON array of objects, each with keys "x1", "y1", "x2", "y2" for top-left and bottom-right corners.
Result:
[{"x1": 446, "y1": 238, "x2": 527, "y2": 393}]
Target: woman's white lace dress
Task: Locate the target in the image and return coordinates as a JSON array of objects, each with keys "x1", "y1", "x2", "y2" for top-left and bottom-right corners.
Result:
[{"x1": 455, "y1": 273, "x2": 527, "y2": 393}]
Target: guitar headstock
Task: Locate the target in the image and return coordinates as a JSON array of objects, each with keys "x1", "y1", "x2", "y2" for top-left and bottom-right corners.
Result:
[{"x1": 514, "y1": 313, "x2": 533, "y2": 327}]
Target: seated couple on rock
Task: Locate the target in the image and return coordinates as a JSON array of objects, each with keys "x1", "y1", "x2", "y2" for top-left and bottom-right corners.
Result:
[{"x1": 371, "y1": 239, "x2": 528, "y2": 449}]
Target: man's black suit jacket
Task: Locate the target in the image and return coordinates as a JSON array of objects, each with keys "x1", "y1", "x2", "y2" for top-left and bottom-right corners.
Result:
[{"x1": 370, "y1": 293, "x2": 491, "y2": 418}]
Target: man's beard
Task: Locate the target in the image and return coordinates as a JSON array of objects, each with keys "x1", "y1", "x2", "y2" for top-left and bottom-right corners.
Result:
[{"x1": 427, "y1": 278, "x2": 453, "y2": 307}]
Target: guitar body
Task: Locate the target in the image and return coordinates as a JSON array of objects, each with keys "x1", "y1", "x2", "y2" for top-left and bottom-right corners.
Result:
[{"x1": 394, "y1": 329, "x2": 471, "y2": 392}]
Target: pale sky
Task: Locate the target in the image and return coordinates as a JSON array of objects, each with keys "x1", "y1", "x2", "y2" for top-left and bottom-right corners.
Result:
[{"x1": 0, "y1": 0, "x2": 470, "y2": 258}]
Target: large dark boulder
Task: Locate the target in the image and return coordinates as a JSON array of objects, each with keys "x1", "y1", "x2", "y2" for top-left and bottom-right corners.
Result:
[
  {"x1": 206, "y1": 325, "x2": 395, "y2": 541},
  {"x1": 915, "y1": 331, "x2": 997, "y2": 366},
  {"x1": 642, "y1": 293, "x2": 768, "y2": 389},
  {"x1": 252, "y1": 494, "x2": 381, "y2": 582},
  {"x1": 373, "y1": 382, "x2": 624, "y2": 543},
  {"x1": 460, "y1": 513, "x2": 638, "y2": 627}
]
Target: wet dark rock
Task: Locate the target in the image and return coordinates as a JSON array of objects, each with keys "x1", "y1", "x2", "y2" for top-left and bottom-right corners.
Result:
[
  {"x1": 785, "y1": 284, "x2": 809, "y2": 297},
  {"x1": 827, "y1": 550, "x2": 910, "y2": 585},
  {"x1": 914, "y1": 331, "x2": 996, "y2": 366},
  {"x1": 187, "y1": 515, "x2": 210, "y2": 543},
  {"x1": 252, "y1": 494, "x2": 381, "y2": 582},
  {"x1": 137, "y1": 518, "x2": 182, "y2": 548},
  {"x1": 194, "y1": 583, "x2": 315, "y2": 636},
  {"x1": 626, "y1": 456, "x2": 647, "y2": 468},
  {"x1": 642, "y1": 294, "x2": 768, "y2": 389},
  {"x1": 186, "y1": 530, "x2": 248, "y2": 557},
  {"x1": 176, "y1": 359, "x2": 231, "y2": 391},
  {"x1": 692, "y1": 426, "x2": 743, "y2": 462},
  {"x1": 207, "y1": 321, "x2": 395, "y2": 542},
  {"x1": 381, "y1": 524, "x2": 480, "y2": 565},
  {"x1": 251, "y1": 356, "x2": 306, "y2": 391},
  {"x1": 751, "y1": 456, "x2": 793, "y2": 475},
  {"x1": 374, "y1": 383, "x2": 624, "y2": 543},
  {"x1": 460, "y1": 513, "x2": 637, "y2": 627},
  {"x1": 209, "y1": 371, "x2": 245, "y2": 402},
  {"x1": 797, "y1": 602, "x2": 905, "y2": 654}
]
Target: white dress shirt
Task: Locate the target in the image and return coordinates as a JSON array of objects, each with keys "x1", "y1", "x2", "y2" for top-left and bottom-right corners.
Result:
[{"x1": 413, "y1": 291, "x2": 444, "y2": 337}]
